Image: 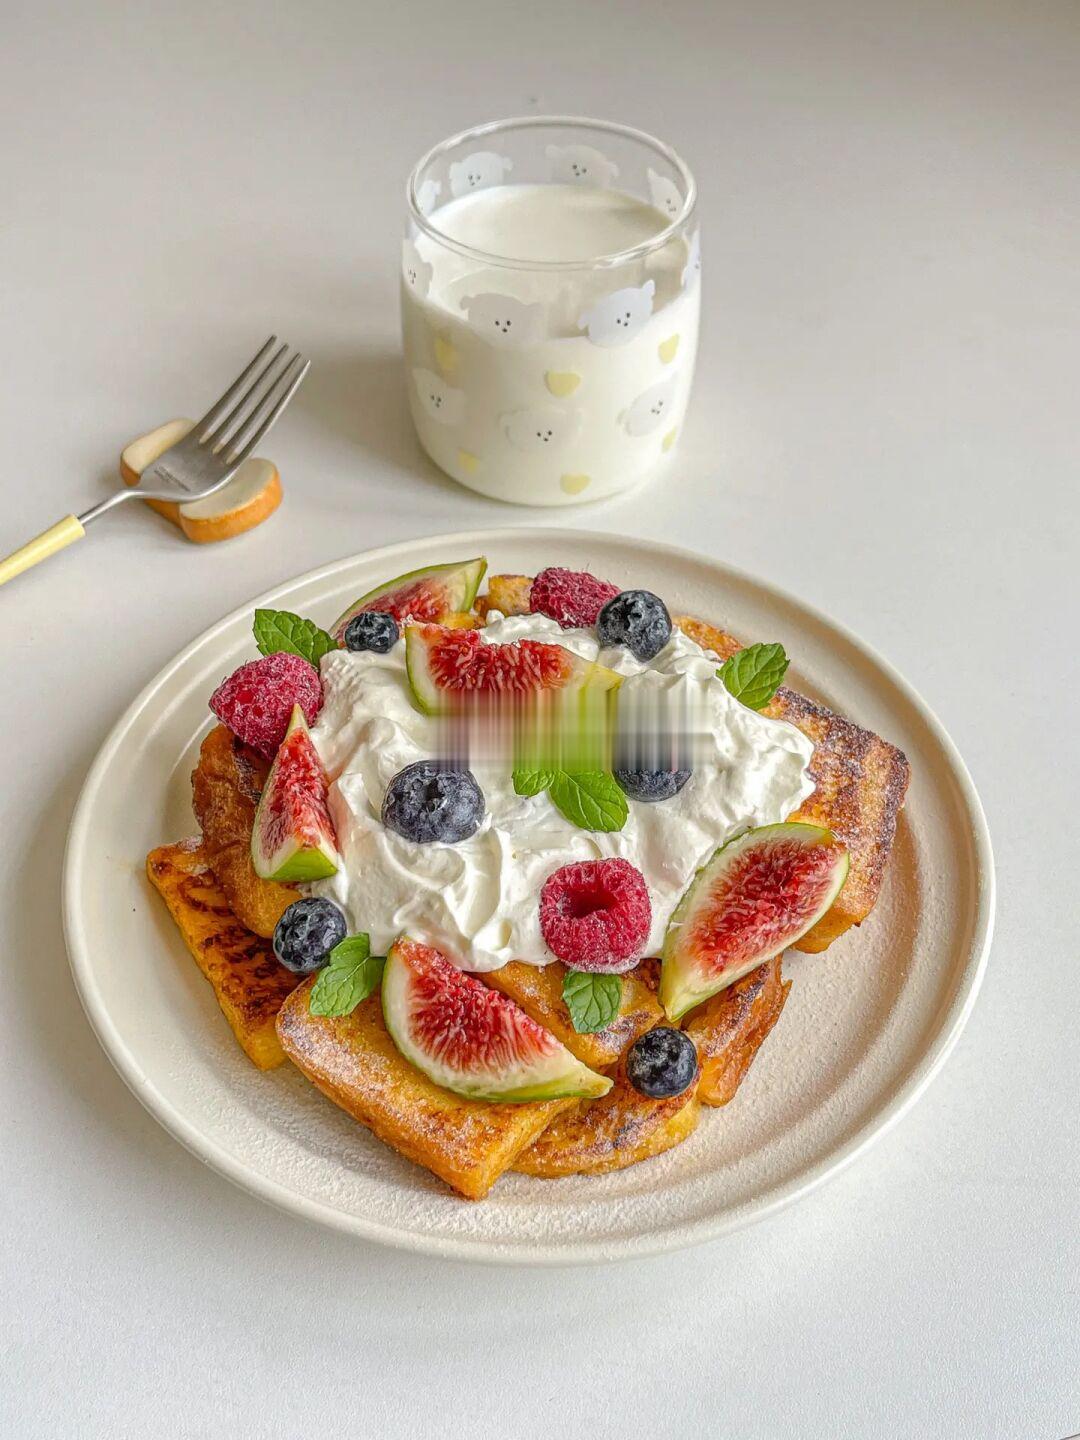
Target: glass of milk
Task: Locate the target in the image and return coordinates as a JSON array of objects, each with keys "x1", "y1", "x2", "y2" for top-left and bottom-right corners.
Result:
[{"x1": 402, "y1": 117, "x2": 700, "y2": 505}]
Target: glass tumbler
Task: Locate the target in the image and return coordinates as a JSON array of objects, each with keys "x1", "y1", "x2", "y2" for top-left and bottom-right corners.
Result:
[{"x1": 401, "y1": 116, "x2": 700, "y2": 506}]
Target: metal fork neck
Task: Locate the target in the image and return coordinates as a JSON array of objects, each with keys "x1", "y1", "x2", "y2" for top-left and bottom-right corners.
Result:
[{"x1": 78, "y1": 489, "x2": 136, "y2": 526}]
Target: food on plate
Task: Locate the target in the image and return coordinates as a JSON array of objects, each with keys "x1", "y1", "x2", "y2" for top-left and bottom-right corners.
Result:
[
  {"x1": 146, "y1": 840, "x2": 298, "y2": 1069},
  {"x1": 276, "y1": 979, "x2": 573, "y2": 1199},
  {"x1": 148, "y1": 556, "x2": 910, "y2": 1197},
  {"x1": 625, "y1": 1026, "x2": 699, "y2": 1099},
  {"x1": 538, "y1": 858, "x2": 651, "y2": 973},
  {"x1": 596, "y1": 588, "x2": 673, "y2": 661},
  {"x1": 659, "y1": 822, "x2": 850, "y2": 1020},
  {"x1": 514, "y1": 1064, "x2": 701, "y2": 1179},
  {"x1": 251, "y1": 706, "x2": 340, "y2": 882},
  {"x1": 190, "y1": 725, "x2": 296, "y2": 937},
  {"x1": 381, "y1": 760, "x2": 485, "y2": 844},
  {"x1": 686, "y1": 957, "x2": 790, "y2": 1107},
  {"x1": 403, "y1": 620, "x2": 621, "y2": 714},
  {"x1": 342, "y1": 610, "x2": 399, "y2": 654},
  {"x1": 380, "y1": 937, "x2": 611, "y2": 1102},
  {"x1": 273, "y1": 896, "x2": 348, "y2": 974},
  {"x1": 209, "y1": 652, "x2": 323, "y2": 760},
  {"x1": 529, "y1": 565, "x2": 621, "y2": 628},
  {"x1": 331, "y1": 557, "x2": 486, "y2": 640}
]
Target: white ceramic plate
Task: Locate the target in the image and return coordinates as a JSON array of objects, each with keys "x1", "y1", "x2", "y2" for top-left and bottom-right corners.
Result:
[{"x1": 63, "y1": 529, "x2": 994, "y2": 1264}]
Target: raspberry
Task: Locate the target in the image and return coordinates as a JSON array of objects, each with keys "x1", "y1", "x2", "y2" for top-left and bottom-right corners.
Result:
[
  {"x1": 210, "y1": 652, "x2": 323, "y2": 758},
  {"x1": 539, "y1": 858, "x2": 651, "y2": 973},
  {"x1": 529, "y1": 567, "x2": 621, "y2": 629}
]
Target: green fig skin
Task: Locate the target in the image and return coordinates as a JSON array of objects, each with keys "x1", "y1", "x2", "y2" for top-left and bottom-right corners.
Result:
[
  {"x1": 251, "y1": 706, "x2": 340, "y2": 884},
  {"x1": 381, "y1": 939, "x2": 612, "y2": 1104},
  {"x1": 659, "y1": 823, "x2": 850, "y2": 1021},
  {"x1": 331, "y1": 557, "x2": 487, "y2": 640}
]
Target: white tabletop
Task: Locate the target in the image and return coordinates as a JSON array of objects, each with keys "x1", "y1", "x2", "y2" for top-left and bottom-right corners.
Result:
[{"x1": 2, "y1": 2, "x2": 1077, "y2": 1436}]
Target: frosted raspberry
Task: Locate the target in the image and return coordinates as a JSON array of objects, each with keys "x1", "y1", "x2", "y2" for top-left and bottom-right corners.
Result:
[
  {"x1": 529, "y1": 567, "x2": 621, "y2": 629},
  {"x1": 210, "y1": 652, "x2": 323, "y2": 759},
  {"x1": 539, "y1": 858, "x2": 651, "y2": 973}
]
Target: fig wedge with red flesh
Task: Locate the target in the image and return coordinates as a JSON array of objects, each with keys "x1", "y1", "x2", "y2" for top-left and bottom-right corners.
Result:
[
  {"x1": 660, "y1": 822, "x2": 849, "y2": 1021},
  {"x1": 404, "y1": 622, "x2": 621, "y2": 717},
  {"x1": 382, "y1": 937, "x2": 612, "y2": 1102},
  {"x1": 331, "y1": 557, "x2": 486, "y2": 641},
  {"x1": 250, "y1": 706, "x2": 340, "y2": 882}
]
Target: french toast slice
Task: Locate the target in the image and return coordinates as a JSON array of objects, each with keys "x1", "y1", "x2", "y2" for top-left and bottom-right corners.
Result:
[
  {"x1": 276, "y1": 979, "x2": 574, "y2": 1199},
  {"x1": 685, "y1": 956, "x2": 790, "y2": 1106},
  {"x1": 146, "y1": 840, "x2": 299, "y2": 1069},
  {"x1": 484, "y1": 959, "x2": 664, "y2": 1069},
  {"x1": 514, "y1": 1065, "x2": 700, "y2": 1178},
  {"x1": 512, "y1": 957, "x2": 785, "y2": 1174},
  {"x1": 191, "y1": 724, "x2": 296, "y2": 938},
  {"x1": 474, "y1": 576, "x2": 910, "y2": 953}
]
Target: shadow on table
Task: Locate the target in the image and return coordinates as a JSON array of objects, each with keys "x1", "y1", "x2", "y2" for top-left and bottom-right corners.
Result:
[
  {"x1": 299, "y1": 347, "x2": 413, "y2": 463},
  {"x1": 295, "y1": 345, "x2": 479, "y2": 509}
]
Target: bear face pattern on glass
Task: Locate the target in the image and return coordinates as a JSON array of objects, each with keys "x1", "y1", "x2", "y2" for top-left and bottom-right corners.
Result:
[{"x1": 403, "y1": 119, "x2": 699, "y2": 504}]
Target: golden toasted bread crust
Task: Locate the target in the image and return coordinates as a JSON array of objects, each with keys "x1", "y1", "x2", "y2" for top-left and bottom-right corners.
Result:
[
  {"x1": 190, "y1": 724, "x2": 296, "y2": 938},
  {"x1": 146, "y1": 840, "x2": 299, "y2": 1069},
  {"x1": 276, "y1": 980, "x2": 573, "y2": 1199},
  {"x1": 515, "y1": 1066, "x2": 700, "y2": 1178},
  {"x1": 686, "y1": 956, "x2": 790, "y2": 1106},
  {"x1": 474, "y1": 573, "x2": 533, "y2": 621},
  {"x1": 485, "y1": 959, "x2": 664, "y2": 1070}
]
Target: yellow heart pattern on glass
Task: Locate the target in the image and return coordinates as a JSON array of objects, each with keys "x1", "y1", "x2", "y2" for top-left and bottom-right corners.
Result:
[
  {"x1": 458, "y1": 450, "x2": 479, "y2": 474},
  {"x1": 434, "y1": 335, "x2": 459, "y2": 376},
  {"x1": 545, "y1": 370, "x2": 581, "y2": 398},
  {"x1": 658, "y1": 335, "x2": 680, "y2": 364},
  {"x1": 559, "y1": 473, "x2": 591, "y2": 495},
  {"x1": 662, "y1": 428, "x2": 678, "y2": 452}
]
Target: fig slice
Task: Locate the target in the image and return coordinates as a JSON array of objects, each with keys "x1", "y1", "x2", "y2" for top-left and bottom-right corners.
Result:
[
  {"x1": 659, "y1": 822, "x2": 850, "y2": 1021},
  {"x1": 331, "y1": 557, "x2": 487, "y2": 640},
  {"x1": 250, "y1": 705, "x2": 340, "y2": 882},
  {"x1": 403, "y1": 621, "x2": 622, "y2": 717},
  {"x1": 381, "y1": 937, "x2": 612, "y2": 1103}
]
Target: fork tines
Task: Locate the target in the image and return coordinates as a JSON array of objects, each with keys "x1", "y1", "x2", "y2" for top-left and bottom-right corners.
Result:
[{"x1": 196, "y1": 336, "x2": 310, "y2": 466}]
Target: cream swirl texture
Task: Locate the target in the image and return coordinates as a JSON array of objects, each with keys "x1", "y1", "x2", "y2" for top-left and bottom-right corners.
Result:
[{"x1": 307, "y1": 613, "x2": 815, "y2": 972}]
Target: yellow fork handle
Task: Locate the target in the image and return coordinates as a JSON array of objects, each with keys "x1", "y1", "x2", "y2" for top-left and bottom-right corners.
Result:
[{"x1": 0, "y1": 514, "x2": 86, "y2": 586}]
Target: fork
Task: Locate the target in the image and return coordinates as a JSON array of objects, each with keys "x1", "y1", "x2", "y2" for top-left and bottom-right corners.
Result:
[{"x1": 0, "y1": 336, "x2": 310, "y2": 587}]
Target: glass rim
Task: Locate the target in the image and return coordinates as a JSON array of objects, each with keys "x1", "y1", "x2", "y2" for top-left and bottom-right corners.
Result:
[{"x1": 405, "y1": 114, "x2": 697, "y2": 273}]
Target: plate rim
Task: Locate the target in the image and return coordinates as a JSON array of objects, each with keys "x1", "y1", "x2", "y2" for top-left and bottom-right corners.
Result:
[{"x1": 62, "y1": 527, "x2": 995, "y2": 1265}]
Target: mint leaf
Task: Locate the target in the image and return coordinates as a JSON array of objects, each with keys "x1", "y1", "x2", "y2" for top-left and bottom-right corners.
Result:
[
  {"x1": 512, "y1": 764, "x2": 558, "y2": 797},
  {"x1": 547, "y1": 771, "x2": 628, "y2": 832},
  {"x1": 562, "y1": 970, "x2": 622, "y2": 1034},
  {"x1": 254, "y1": 609, "x2": 337, "y2": 666},
  {"x1": 718, "y1": 642, "x2": 789, "y2": 710},
  {"x1": 308, "y1": 934, "x2": 383, "y2": 1017}
]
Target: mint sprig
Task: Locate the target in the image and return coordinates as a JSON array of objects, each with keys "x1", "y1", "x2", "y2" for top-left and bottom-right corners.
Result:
[
  {"x1": 513, "y1": 765, "x2": 628, "y2": 833},
  {"x1": 562, "y1": 970, "x2": 622, "y2": 1033},
  {"x1": 308, "y1": 934, "x2": 383, "y2": 1017},
  {"x1": 512, "y1": 764, "x2": 558, "y2": 798},
  {"x1": 548, "y1": 771, "x2": 627, "y2": 832},
  {"x1": 718, "y1": 642, "x2": 789, "y2": 710},
  {"x1": 254, "y1": 608, "x2": 337, "y2": 666}
]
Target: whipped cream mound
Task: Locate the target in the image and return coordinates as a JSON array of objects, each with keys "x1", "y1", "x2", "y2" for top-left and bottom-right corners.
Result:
[{"x1": 307, "y1": 612, "x2": 815, "y2": 972}]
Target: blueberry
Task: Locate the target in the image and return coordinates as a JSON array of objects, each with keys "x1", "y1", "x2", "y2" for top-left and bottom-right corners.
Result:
[
  {"x1": 597, "y1": 590, "x2": 672, "y2": 661},
  {"x1": 614, "y1": 767, "x2": 691, "y2": 802},
  {"x1": 343, "y1": 610, "x2": 399, "y2": 654},
  {"x1": 382, "y1": 760, "x2": 484, "y2": 844},
  {"x1": 273, "y1": 897, "x2": 347, "y2": 974},
  {"x1": 626, "y1": 1027, "x2": 699, "y2": 1099}
]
